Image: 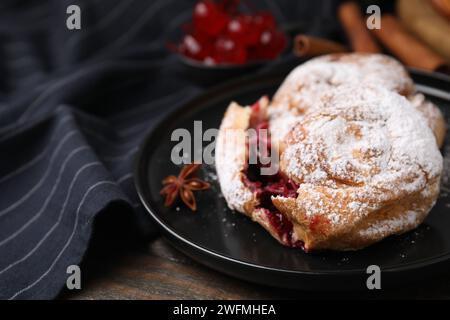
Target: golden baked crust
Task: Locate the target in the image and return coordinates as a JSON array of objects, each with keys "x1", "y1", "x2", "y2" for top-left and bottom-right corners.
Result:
[{"x1": 410, "y1": 93, "x2": 447, "y2": 148}]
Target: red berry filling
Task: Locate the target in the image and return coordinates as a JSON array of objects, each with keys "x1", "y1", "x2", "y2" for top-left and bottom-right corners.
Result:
[
  {"x1": 242, "y1": 99, "x2": 304, "y2": 249},
  {"x1": 173, "y1": 0, "x2": 287, "y2": 65}
]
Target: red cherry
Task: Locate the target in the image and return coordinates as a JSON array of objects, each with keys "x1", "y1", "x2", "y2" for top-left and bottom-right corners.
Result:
[
  {"x1": 194, "y1": 1, "x2": 212, "y2": 19},
  {"x1": 251, "y1": 29, "x2": 286, "y2": 60},
  {"x1": 226, "y1": 18, "x2": 248, "y2": 44},
  {"x1": 214, "y1": 37, "x2": 247, "y2": 64},
  {"x1": 189, "y1": 25, "x2": 210, "y2": 45},
  {"x1": 180, "y1": 34, "x2": 213, "y2": 60},
  {"x1": 203, "y1": 56, "x2": 217, "y2": 66},
  {"x1": 256, "y1": 11, "x2": 276, "y2": 29},
  {"x1": 193, "y1": 1, "x2": 229, "y2": 37},
  {"x1": 179, "y1": 35, "x2": 201, "y2": 60},
  {"x1": 241, "y1": 15, "x2": 261, "y2": 45},
  {"x1": 215, "y1": 38, "x2": 234, "y2": 52},
  {"x1": 260, "y1": 30, "x2": 273, "y2": 46},
  {"x1": 267, "y1": 30, "x2": 287, "y2": 56}
]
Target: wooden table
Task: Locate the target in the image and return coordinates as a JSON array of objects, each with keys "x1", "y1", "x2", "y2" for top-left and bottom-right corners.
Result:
[{"x1": 64, "y1": 233, "x2": 450, "y2": 300}]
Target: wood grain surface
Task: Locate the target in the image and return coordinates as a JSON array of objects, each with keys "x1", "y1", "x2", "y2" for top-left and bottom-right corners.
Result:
[{"x1": 64, "y1": 234, "x2": 450, "y2": 300}]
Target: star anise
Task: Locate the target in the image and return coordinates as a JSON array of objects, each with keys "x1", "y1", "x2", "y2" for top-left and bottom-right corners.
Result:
[{"x1": 160, "y1": 164, "x2": 210, "y2": 211}]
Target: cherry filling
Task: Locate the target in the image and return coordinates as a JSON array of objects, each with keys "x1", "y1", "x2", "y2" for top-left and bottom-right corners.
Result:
[{"x1": 242, "y1": 100, "x2": 304, "y2": 249}]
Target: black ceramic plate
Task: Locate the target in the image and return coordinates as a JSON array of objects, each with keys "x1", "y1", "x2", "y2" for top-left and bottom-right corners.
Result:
[{"x1": 135, "y1": 69, "x2": 450, "y2": 290}]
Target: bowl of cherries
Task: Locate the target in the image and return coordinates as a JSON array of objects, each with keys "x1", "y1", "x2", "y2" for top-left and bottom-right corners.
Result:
[{"x1": 170, "y1": 0, "x2": 289, "y2": 85}]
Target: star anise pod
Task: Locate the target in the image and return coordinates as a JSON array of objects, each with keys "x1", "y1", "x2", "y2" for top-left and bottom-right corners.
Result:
[{"x1": 160, "y1": 164, "x2": 210, "y2": 211}]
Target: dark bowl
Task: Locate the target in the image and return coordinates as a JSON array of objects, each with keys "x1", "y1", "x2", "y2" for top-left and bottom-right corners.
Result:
[
  {"x1": 172, "y1": 30, "x2": 293, "y2": 87},
  {"x1": 175, "y1": 54, "x2": 277, "y2": 86}
]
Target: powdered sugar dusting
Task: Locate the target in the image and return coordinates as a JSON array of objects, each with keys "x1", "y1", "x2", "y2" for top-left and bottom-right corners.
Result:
[
  {"x1": 409, "y1": 93, "x2": 445, "y2": 144},
  {"x1": 216, "y1": 103, "x2": 254, "y2": 212},
  {"x1": 268, "y1": 53, "x2": 416, "y2": 147},
  {"x1": 272, "y1": 53, "x2": 414, "y2": 112},
  {"x1": 281, "y1": 85, "x2": 443, "y2": 229},
  {"x1": 359, "y1": 211, "x2": 419, "y2": 237}
]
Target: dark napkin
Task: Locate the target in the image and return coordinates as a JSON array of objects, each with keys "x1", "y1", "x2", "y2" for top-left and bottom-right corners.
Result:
[{"x1": 0, "y1": 0, "x2": 339, "y2": 299}]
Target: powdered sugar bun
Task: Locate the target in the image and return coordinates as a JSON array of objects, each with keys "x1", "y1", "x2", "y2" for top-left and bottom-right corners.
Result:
[
  {"x1": 269, "y1": 53, "x2": 445, "y2": 148},
  {"x1": 278, "y1": 85, "x2": 443, "y2": 250},
  {"x1": 216, "y1": 54, "x2": 445, "y2": 251},
  {"x1": 271, "y1": 53, "x2": 414, "y2": 113}
]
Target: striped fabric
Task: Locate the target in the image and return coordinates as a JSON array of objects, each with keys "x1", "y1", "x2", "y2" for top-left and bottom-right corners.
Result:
[{"x1": 0, "y1": 0, "x2": 338, "y2": 299}]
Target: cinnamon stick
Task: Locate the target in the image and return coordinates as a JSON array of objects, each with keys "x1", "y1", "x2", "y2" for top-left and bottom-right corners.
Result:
[
  {"x1": 371, "y1": 14, "x2": 448, "y2": 71},
  {"x1": 430, "y1": 0, "x2": 450, "y2": 21},
  {"x1": 338, "y1": 1, "x2": 381, "y2": 53},
  {"x1": 294, "y1": 35, "x2": 349, "y2": 58},
  {"x1": 398, "y1": 0, "x2": 450, "y2": 62}
]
